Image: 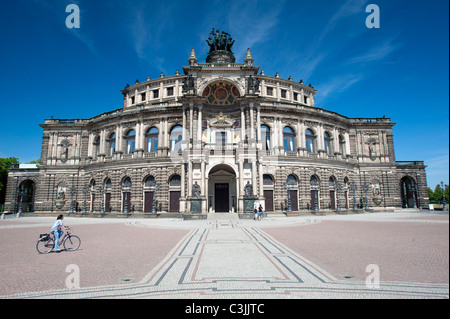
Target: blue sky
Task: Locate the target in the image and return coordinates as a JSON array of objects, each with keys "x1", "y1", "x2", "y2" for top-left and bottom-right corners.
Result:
[{"x1": 0, "y1": 0, "x2": 448, "y2": 188}]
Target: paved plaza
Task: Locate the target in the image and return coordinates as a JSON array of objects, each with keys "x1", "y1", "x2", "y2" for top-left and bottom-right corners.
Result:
[{"x1": 0, "y1": 211, "x2": 448, "y2": 299}]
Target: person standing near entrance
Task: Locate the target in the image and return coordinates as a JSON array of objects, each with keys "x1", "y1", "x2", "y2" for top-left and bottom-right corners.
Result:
[
  {"x1": 258, "y1": 205, "x2": 264, "y2": 221},
  {"x1": 51, "y1": 214, "x2": 68, "y2": 251}
]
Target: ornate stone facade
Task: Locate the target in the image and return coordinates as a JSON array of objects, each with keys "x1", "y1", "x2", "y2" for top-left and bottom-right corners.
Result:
[{"x1": 5, "y1": 33, "x2": 428, "y2": 216}]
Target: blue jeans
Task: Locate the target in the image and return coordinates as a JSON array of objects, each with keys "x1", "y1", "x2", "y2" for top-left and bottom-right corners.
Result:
[{"x1": 54, "y1": 230, "x2": 63, "y2": 249}]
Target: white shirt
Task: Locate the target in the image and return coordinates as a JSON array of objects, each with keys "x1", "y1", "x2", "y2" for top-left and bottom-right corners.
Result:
[{"x1": 51, "y1": 219, "x2": 63, "y2": 232}]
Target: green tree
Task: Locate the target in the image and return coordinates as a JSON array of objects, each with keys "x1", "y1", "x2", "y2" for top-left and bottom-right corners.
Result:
[
  {"x1": 428, "y1": 187, "x2": 435, "y2": 202},
  {"x1": 0, "y1": 157, "x2": 20, "y2": 204},
  {"x1": 26, "y1": 159, "x2": 40, "y2": 164}
]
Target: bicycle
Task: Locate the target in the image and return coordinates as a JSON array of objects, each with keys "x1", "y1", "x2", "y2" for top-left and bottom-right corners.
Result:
[{"x1": 36, "y1": 226, "x2": 81, "y2": 254}]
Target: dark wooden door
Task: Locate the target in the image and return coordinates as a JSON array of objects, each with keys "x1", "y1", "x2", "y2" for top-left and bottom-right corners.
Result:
[
  {"x1": 289, "y1": 190, "x2": 298, "y2": 211},
  {"x1": 122, "y1": 192, "x2": 131, "y2": 212},
  {"x1": 105, "y1": 193, "x2": 111, "y2": 212},
  {"x1": 170, "y1": 191, "x2": 181, "y2": 212},
  {"x1": 264, "y1": 190, "x2": 274, "y2": 211},
  {"x1": 215, "y1": 183, "x2": 229, "y2": 212},
  {"x1": 310, "y1": 190, "x2": 317, "y2": 210},
  {"x1": 144, "y1": 191, "x2": 154, "y2": 213},
  {"x1": 330, "y1": 190, "x2": 336, "y2": 210}
]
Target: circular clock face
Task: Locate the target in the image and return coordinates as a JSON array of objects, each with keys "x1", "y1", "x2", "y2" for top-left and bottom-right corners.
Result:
[{"x1": 202, "y1": 81, "x2": 240, "y2": 105}]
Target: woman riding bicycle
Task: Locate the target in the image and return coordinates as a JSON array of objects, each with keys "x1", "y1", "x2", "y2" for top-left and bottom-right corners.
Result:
[{"x1": 51, "y1": 214, "x2": 68, "y2": 252}]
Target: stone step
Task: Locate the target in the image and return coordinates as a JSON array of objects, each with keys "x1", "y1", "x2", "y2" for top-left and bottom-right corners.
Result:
[{"x1": 207, "y1": 213, "x2": 239, "y2": 220}]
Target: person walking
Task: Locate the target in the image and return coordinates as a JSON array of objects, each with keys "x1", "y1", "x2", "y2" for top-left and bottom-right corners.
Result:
[{"x1": 51, "y1": 214, "x2": 68, "y2": 252}]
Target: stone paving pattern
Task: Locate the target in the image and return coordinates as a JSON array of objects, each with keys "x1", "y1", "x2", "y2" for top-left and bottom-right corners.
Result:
[{"x1": 0, "y1": 211, "x2": 448, "y2": 299}]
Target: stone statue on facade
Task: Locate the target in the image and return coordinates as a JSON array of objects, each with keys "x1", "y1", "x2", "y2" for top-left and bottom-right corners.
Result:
[
  {"x1": 206, "y1": 28, "x2": 235, "y2": 53},
  {"x1": 247, "y1": 76, "x2": 261, "y2": 93},
  {"x1": 182, "y1": 74, "x2": 195, "y2": 93},
  {"x1": 244, "y1": 181, "x2": 254, "y2": 198},
  {"x1": 206, "y1": 28, "x2": 236, "y2": 63},
  {"x1": 192, "y1": 181, "x2": 201, "y2": 199}
]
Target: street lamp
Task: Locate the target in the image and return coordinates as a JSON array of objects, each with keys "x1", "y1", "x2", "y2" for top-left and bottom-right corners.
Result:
[
  {"x1": 283, "y1": 182, "x2": 292, "y2": 213},
  {"x1": 362, "y1": 182, "x2": 369, "y2": 210},
  {"x1": 350, "y1": 181, "x2": 358, "y2": 211},
  {"x1": 99, "y1": 185, "x2": 105, "y2": 214},
  {"x1": 336, "y1": 182, "x2": 342, "y2": 212},
  {"x1": 82, "y1": 184, "x2": 89, "y2": 214},
  {"x1": 310, "y1": 179, "x2": 320, "y2": 212},
  {"x1": 152, "y1": 183, "x2": 160, "y2": 214},
  {"x1": 122, "y1": 179, "x2": 132, "y2": 214}
]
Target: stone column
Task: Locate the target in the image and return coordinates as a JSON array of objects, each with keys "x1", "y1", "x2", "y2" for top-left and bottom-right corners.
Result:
[
  {"x1": 240, "y1": 106, "x2": 246, "y2": 143},
  {"x1": 197, "y1": 105, "x2": 202, "y2": 145}
]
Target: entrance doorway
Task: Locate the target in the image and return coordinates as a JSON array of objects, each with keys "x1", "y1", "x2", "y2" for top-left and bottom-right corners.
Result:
[
  {"x1": 208, "y1": 164, "x2": 237, "y2": 213},
  {"x1": 215, "y1": 183, "x2": 229, "y2": 212},
  {"x1": 400, "y1": 176, "x2": 417, "y2": 208}
]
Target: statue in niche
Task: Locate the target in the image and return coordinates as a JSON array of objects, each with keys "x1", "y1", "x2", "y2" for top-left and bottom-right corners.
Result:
[
  {"x1": 247, "y1": 75, "x2": 260, "y2": 93},
  {"x1": 60, "y1": 139, "x2": 70, "y2": 163},
  {"x1": 244, "y1": 181, "x2": 254, "y2": 198},
  {"x1": 192, "y1": 181, "x2": 201, "y2": 199},
  {"x1": 183, "y1": 74, "x2": 195, "y2": 93}
]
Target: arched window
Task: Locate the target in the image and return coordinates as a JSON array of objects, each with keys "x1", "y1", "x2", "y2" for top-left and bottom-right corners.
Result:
[
  {"x1": 125, "y1": 130, "x2": 135, "y2": 154},
  {"x1": 144, "y1": 175, "x2": 156, "y2": 187},
  {"x1": 286, "y1": 174, "x2": 298, "y2": 185},
  {"x1": 146, "y1": 127, "x2": 159, "y2": 153},
  {"x1": 283, "y1": 127, "x2": 295, "y2": 152},
  {"x1": 263, "y1": 174, "x2": 274, "y2": 185},
  {"x1": 170, "y1": 125, "x2": 183, "y2": 151},
  {"x1": 324, "y1": 132, "x2": 332, "y2": 156},
  {"x1": 261, "y1": 125, "x2": 271, "y2": 151},
  {"x1": 305, "y1": 129, "x2": 315, "y2": 153},
  {"x1": 170, "y1": 175, "x2": 181, "y2": 186},
  {"x1": 107, "y1": 133, "x2": 116, "y2": 157}
]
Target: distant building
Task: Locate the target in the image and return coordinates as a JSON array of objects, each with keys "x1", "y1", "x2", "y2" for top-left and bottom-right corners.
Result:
[{"x1": 5, "y1": 30, "x2": 428, "y2": 216}]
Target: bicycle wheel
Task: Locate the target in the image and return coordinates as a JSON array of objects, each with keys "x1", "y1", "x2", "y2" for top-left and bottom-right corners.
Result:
[
  {"x1": 36, "y1": 237, "x2": 54, "y2": 254},
  {"x1": 64, "y1": 235, "x2": 81, "y2": 251}
]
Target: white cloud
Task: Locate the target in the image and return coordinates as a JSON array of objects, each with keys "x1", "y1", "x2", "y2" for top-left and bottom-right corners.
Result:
[
  {"x1": 346, "y1": 38, "x2": 401, "y2": 64},
  {"x1": 315, "y1": 73, "x2": 364, "y2": 104}
]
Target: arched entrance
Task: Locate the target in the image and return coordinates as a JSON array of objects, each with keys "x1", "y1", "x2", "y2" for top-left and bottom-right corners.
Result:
[
  {"x1": 208, "y1": 164, "x2": 237, "y2": 213},
  {"x1": 18, "y1": 180, "x2": 36, "y2": 212},
  {"x1": 400, "y1": 176, "x2": 417, "y2": 208}
]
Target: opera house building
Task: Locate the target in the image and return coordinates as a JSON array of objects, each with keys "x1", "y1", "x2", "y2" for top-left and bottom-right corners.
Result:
[{"x1": 5, "y1": 30, "x2": 429, "y2": 217}]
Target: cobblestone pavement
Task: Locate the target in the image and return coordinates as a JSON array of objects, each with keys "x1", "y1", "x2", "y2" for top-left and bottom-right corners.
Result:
[{"x1": 0, "y1": 211, "x2": 448, "y2": 299}]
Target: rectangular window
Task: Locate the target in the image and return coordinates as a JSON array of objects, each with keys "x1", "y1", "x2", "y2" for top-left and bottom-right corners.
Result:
[
  {"x1": 281, "y1": 89, "x2": 287, "y2": 98},
  {"x1": 304, "y1": 95, "x2": 308, "y2": 104},
  {"x1": 153, "y1": 89, "x2": 159, "y2": 99},
  {"x1": 293, "y1": 92, "x2": 298, "y2": 101},
  {"x1": 167, "y1": 87, "x2": 174, "y2": 96},
  {"x1": 266, "y1": 87, "x2": 273, "y2": 96},
  {"x1": 141, "y1": 92, "x2": 146, "y2": 101},
  {"x1": 130, "y1": 96, "x2": 135, "y2": 104}
]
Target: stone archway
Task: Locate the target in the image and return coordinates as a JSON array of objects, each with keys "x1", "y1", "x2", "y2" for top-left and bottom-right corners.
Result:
[
  {"x1": 400, "y1": 176, "x2": 417, "y2": 208},
  {"x1": 18, "y1": 180, "x2": 36, "y2": 212},
  {"x1": 208, "y1": 164, "x2": 237, "y2": 213}
]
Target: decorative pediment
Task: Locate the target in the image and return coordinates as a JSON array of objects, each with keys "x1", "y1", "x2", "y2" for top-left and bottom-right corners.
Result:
[{"x1": 209, "y1": 112, "x2": 234, "y2": 128}]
